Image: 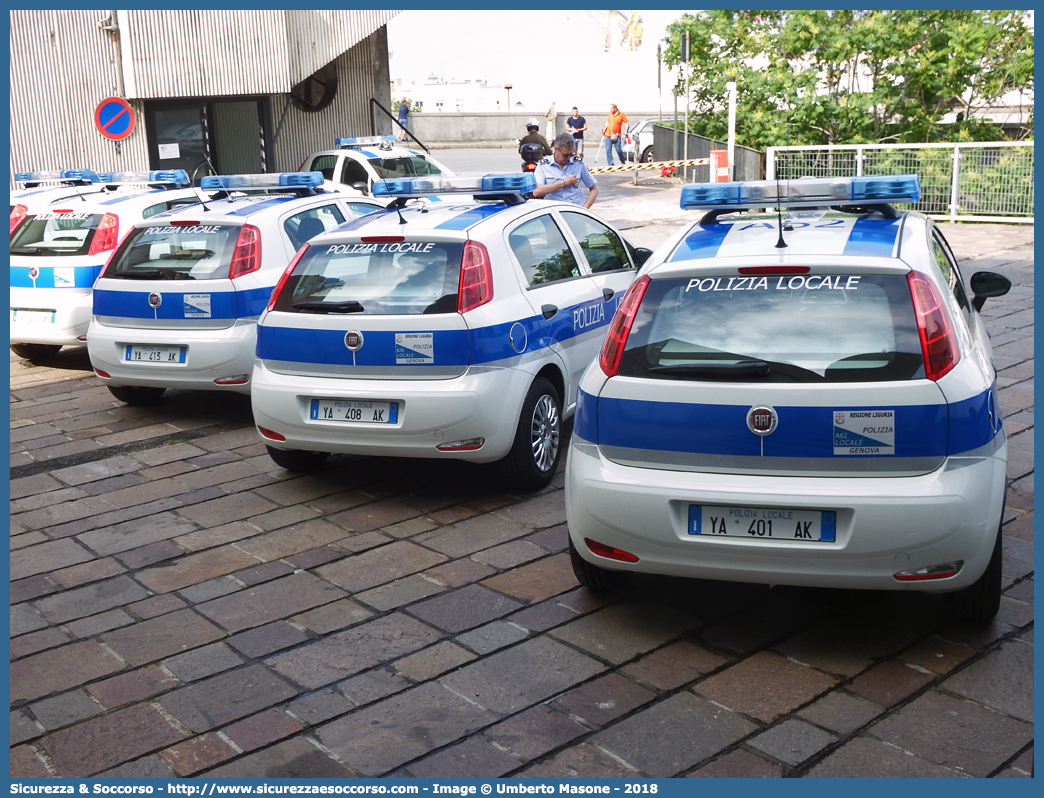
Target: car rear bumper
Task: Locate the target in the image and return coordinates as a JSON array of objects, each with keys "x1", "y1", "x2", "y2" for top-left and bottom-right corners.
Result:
[
  {"x1": 87, "y1": 319, "x2": 256, "y2": 393},
  {"x1": 565, "y1": 440, "x2": 1007, "y2": 592},
  {"x1": 10, "y1": 288, "x2": 92, "y2": 346},
  {"x1": 250, "y1": 360, "x2": 533, "y2": 463}
]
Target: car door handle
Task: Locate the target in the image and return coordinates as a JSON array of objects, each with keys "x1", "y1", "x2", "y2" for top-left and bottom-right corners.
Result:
[
  {"x1": 541, "y1": 304, "x2": 558, "y2": 320},
  {"x1": 602, "y1": 287, "x2": 615, "y2": 301}
]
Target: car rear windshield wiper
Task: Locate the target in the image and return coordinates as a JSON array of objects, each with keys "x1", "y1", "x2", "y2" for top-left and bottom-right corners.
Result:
[
  {"x1": 112, "y1": 269, "x2": 167, "y2": 280},
  {"x1": 649, "y1": 361, "x2": 771, "y2": 378},
  {"x1": 11, "y1": 248, "x2": 45, "y2": 255},
  {"x1": 292, "y1": 300, "x2": 364, "y2": 314}
]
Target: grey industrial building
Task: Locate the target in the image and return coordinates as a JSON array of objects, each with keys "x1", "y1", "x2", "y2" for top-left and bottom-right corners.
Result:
[{"x1": 9, "y1": 10, "x2": 400, "y2": 185}]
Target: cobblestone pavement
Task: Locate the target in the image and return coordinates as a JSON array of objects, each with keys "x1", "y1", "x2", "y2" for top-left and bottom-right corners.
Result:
[{"x1": 9, "y1": 192, "x2": 1033, "y2": 778}]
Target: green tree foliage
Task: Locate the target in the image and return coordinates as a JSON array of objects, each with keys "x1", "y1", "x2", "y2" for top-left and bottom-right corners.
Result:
[{"x1": 663, "y1": 10, "x2": 1034, "y2": 149}]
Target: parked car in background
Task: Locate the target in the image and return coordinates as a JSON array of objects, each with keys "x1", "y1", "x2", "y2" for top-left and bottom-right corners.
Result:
[
  {"x1": 299, "y1": 136, "x2": 455, "y2": 196},
  {"x1": 10, "y1": 170, "x2": 203, "y2": 363},
  {"x1": 623, "y1": 119, "x2": 673, "y2": 163},
  {"x1": 87, "y1": 172, "x2": 386, "y2": 404}
]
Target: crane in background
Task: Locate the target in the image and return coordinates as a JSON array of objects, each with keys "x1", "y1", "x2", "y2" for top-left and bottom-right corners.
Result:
[{"x1": 593, "y1": 10, "x2": 644, "y2": 52}]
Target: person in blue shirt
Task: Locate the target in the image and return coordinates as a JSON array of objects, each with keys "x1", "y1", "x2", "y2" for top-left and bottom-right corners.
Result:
[
  {"x1": 396, "y1": 100, "x2": 409, "y2": 140},
  {"x1": 532, "y1": 134, "x2": 599, "y2": 208}
]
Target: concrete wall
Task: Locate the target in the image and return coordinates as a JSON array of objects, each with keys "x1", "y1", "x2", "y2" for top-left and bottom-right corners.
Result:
[{"x1": 408, "y1": 111, "x2": 669, "y2": 147}]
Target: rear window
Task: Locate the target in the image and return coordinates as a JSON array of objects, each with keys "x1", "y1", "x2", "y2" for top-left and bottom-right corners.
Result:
[
  {"x1": 366, "y1": 156, "x2": 445, "y2": 179},
  {"x1": 272, "y1": 241, "x2": 465, "y2": 315},
  {"x1": 107, "y1": 224, "x2": 239, "y2": 280},
  {"x1": 620, "y1": 273, "x2": 925, "y2": 383},
  {"x1": 10, "y1": 212, "x2": 103, "y2": 257}
]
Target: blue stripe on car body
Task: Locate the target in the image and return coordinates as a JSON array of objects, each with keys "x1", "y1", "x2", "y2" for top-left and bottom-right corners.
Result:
[
  {"x1": 575, "y1": 386, "x2": 999, "y2": 459},
  {"x1": 256, "y1": 294, "x2": 614, "y2": 367},
  {"x1": 842, "y1": 217, "x2": 902, "y2": 257},
  {"x1": 667, "y1": 223, "x2": 734, "y2": 262},
  {"x1": 11, "y1": 264, "x2": 105, "y2": 289},
  {"x1": 93, "y1": 285, "x2": 275, "y2": 320}
]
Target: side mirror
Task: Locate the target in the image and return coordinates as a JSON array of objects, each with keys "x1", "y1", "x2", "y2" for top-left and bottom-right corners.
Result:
[
  {"x1": 970, "y1": 271, "x2": 1011, "y2": 311},
  {"x1": 632, "y1": 247, "x2": 654, "y2": 267},
  {"x1": 352, "y1": 182, "x2": 370, "y2": 196}
]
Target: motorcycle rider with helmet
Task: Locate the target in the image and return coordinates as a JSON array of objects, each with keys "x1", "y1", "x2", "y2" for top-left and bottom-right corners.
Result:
[{"x1": 519, "y1": 119, "x2": 552, "y2": 156}]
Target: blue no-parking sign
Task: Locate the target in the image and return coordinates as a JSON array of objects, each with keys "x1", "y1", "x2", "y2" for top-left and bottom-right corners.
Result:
[{"x1": 94, "y1": 96, "x2": 136, "y2": 141}]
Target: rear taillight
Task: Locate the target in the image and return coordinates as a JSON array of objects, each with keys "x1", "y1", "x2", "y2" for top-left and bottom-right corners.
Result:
[
  {"x1": 907, "y1": 271, "x2": 960, "y2": 381},
  {"x1": 10, "y1": 204, "x2": 27, "y2": 235},
  {"x1": 266, "y1": 244, "x2": 309, "y2": 312},
  {"x1": 585, "y1": 538, "x2": 639, "y2": 563},
  {"x1": 599, "y1": 275, "x2": 650, "y2": 377},
  {"x1": 229, "y1": 224, "x2": 262, "y2": 279},
  {"x1": 524, "y1": 163, "x2": 537, "y2": 172},
  {"x1": 458, "y1": 240, "x2": 494, "y2": 313},
  {"x1": 88, "y1": 213, "x2": 119, "y2": 256}
]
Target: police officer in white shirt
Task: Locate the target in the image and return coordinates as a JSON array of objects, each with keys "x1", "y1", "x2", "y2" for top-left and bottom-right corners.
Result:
[{"x1": 532, "y1": 134, "x2": 599, "y2": 209}]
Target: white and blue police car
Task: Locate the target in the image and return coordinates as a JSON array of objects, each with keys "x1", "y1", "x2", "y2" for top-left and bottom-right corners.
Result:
[
  {"x1": 300, "y1": 136, "x2": 455, "y2": 196},
  {"x1": 87, "y1": 172, "x2": 387, "y2": 404},
  {"x1": 11, "y1": 170, "x2": 111, "y2": 236},
  {"x1": 566, "y1": 175, "x2": 1012, "y2": 621},
  {"x1": 10, "y1": 170, "x2": 204, "y2": 362},
  {"x1": 250, "y1": 173, "x2": 651, "y2": 490}
]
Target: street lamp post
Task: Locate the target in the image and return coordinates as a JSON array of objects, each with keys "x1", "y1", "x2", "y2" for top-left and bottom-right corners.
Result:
[{"x1": 726, "y1": 73, "x2": 737, "y2": 181}]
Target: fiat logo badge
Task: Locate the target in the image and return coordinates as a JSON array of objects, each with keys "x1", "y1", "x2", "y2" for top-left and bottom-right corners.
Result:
[
  {"x1": 344, "y1": 331, "x2": 364, "y2": 351},
  {"x1": 747, "y1": 406, "x2": 778, "y2": 436},
  {"x1": 147, "y1": 293, "x2": 162, "y2": 308}
]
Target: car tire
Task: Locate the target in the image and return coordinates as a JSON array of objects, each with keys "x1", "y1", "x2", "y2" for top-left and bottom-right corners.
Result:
[
  {"x1": 10, "y1": 343, "x2": 62, "y2": 363},
  {"x1": 569, "y1": 537, "x2": 626, "y2": 592},
  {"x1": 499, "y1": 377, "x2": 561, "y2": 492},
  {"x1": 107, "y1": 385, "x2": 166, "y2": 405},
  {"x1": 266, "y1": 445, "x2": 329, "y2": 472},
  {"x1": 947, "y1": 521, "x2": 1003, "y2": 623},
  {"x1": 641, "y1": 146, "x2": 654, "y2": 163}
]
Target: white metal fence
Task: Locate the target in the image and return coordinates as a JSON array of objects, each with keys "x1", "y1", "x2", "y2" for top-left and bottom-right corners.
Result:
[{"x1": 766, "y1": 141, "x2": 1034, "y2": 224}]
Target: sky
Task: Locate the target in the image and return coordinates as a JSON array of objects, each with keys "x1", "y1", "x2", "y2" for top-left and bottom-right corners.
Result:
[{"x1": 387, "y1": 10, "x2": 690, "y2": 113}]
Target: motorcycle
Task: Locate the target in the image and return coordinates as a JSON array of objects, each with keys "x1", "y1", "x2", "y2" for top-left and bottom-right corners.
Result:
[{"x1": 519, "y1": 142, "x2": 544, "y2": 173}]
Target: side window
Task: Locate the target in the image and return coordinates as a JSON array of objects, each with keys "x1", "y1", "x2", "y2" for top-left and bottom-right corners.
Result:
[
  {"x1": 310, "y1": 155, "x2": 338, "y2": 182},
  {"x1": 508, "y1": 215, "x2": 581, "y2": 286},
  {"x1": 284, "y1": 204, "x2": 346, "y2": 251},
  {"x1": 141, "y1": 198, "x2": 201, "y2": 219},
  {"x1": 931, "y1": 230, "x2": 970, "y2": 312},
  {"x1": 341, "y1": 159, "x2": 369, "y2": 187},
  {"x1": 344, "y1": 202, "x2": 382, "y2": 219},
  {"x1": 560, "y1": 211, "x2": 632, "y2": 273}
]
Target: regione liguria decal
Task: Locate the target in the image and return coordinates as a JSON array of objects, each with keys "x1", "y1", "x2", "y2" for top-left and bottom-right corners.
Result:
[
  {"x1": 833, "y1": 410, "x2": 895, "y2": 455},
  {"x1": 395, "y1": 332, "x2": 434, "y2": 364},
  {"x1": 183, "y1": 294, "x2": 212, "y2": 318}
]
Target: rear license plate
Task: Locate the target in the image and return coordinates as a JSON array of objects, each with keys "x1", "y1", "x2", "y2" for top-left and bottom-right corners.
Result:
[
  {"x1": 11, "y1": 309, "x2": 56, "y2": 324},
  {"x1": 124, "y1": 345, "x2": 186, "y2": 363},
  {"x1": 310, "y1": 399, "x2": 399, "y2": 424},
  {"x1": 689, "y1": 505, "x2": 836, "y2": 542}
]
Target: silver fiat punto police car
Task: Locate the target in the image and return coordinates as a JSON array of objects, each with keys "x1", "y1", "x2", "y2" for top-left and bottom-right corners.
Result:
[
  {"x1": 566, "y1": 175, "x2": 1011, "y2": 621},
  {"x1": 250, "y1": 173, "x2": 650, "y2": 491},
  {"x1": 87, "y1": 172, "x2": 386, "y2": 404}
]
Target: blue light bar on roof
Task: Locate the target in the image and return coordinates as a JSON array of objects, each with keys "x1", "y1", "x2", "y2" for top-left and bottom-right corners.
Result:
[
  {"x1": 199, "y1": 172, "x2": 323, "y2": 190},
  {"x1": 372, "y1": 173, "x2": 537, "y2": 198},
  {"x1": 14, "y1": 170, "x2": 100, "y2": 183},
  {"x1": 680, "y1": 174, "x2": 921, "y2": 211},
  {"x1": 98, "y1": 170, "x2": 190, "y2": 186},
  {"x1": 336, "y1": 135, "x2": 396, "y2": 149}
]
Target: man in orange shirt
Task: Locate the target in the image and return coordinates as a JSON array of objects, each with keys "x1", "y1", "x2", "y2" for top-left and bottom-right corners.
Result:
[{"x1": 602, "y1": 103, "x2": 629, "y2": 166}]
